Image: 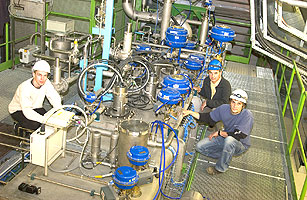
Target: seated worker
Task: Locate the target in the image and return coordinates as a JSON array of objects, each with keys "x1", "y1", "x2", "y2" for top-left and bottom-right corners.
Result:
[
  {"x1": 193, "y1": 59, "x2": 231, "y2": 113},
  {"x1": 183, "y1": 89, "x2": 254, "y2": 175},
  {"x1": 8, "y1": 60, "x2": 62, "y2": 135}
]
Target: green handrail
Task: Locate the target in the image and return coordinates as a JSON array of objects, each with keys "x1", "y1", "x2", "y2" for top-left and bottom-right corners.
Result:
[{"x1": 277, "y1": 59, "x2": 307, "y2": 200}]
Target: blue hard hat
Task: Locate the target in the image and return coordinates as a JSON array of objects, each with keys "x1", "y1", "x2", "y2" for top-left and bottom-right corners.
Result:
[{"x1": 207, "y1": 59, "x2": 222, "y2": 70}]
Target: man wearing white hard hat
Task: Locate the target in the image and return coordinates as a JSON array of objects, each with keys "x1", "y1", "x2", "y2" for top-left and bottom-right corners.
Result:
[
  {"x1": 182, "y1": 89, "x2": 254, "y2": 175},
  {"x1": 8, "y1": 60, "x2": 61, "y2": 135}
]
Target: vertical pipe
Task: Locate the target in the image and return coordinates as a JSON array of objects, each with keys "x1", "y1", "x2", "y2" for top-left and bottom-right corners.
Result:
[
  {"x1": 122, "y1": 23, "x2": 133, "y2": 55},
  {"x1": 94, "y1": 0, "x2": 114, "y2": 91},
  {"x1": 44, "y1": 137, "x2": 49, "y2": 176},
  {"x1": 109, "y1": 131, "x2": 119, "y2": 165},
  {"x1": 142, "y1": 0, "x2": 147, "y2": 11},
  {"x1": 91, "y1": 132, "x2": 101, "y2": 163},
  {"x1": 40, "y1": 0, "x2": 46, "y2": 54},
  {"x1": 145, "y1": 74, "x2": 158, "y2": 99},
  {"x1": 173, "y1": 132, "x2": 185, "y2": 181},
  {"x1": 41, "y1": 20, "x2": 46, "y2": 54},
  {"x1": 53, "y1": 58, "x2": 62, "y2": 84},
  {"x1": 198, "y1": 10, "x2": 209, "y2": 50},
  {"x1": 160, "y1": 0, "x2": 173, "y2": 41}
]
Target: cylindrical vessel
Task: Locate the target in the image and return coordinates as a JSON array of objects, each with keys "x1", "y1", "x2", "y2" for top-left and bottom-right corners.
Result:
[
  {"x1": 112, "y1": 86, "x2": 128, "y2": 116},
  {"x1": 122, "y1": 23, "x2": 133, "y2": 54},
  {"x1": 198, "y1": 13, "x2": 209, "y2": 50},
  {"x1": 153, "y1": 65, "x2": 161, "y2": 78},
  {"x1": 145, "y1": 74, "x2": 159, "y2": 99},
  {"x1": 53, "y1": 57, "x2": 62, "y2": 84},
  {"x1": 50, "y1": 37, "x2": 72, "y2": 66},
  {"x1": 118, "y1": 119, "x2": 149, "y2": 167},
  {"x1": 91, "y1": 132, "x2": 101, "y2": 163},
  {"x1": 109, "y1": 131, "x2": 119, "y2": 165},
  {"x1": 160, "y1": 0, "x2": 173, "y2": 41}
]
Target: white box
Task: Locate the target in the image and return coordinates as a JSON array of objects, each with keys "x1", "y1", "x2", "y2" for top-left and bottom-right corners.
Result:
[
  {"x1": 18, "y1": 44, "x2": 40, "y2": 64},
  {"x1": 30, "y1": 126, "x2": 64, "y2": 167},
  {"x1": 46, "y1": 20, "x2": 75, "y2": 34}
]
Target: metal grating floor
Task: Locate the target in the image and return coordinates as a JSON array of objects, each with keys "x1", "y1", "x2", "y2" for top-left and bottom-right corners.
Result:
[{"x1": 190, "y1": 66, "x2": 291, "y2": 200}]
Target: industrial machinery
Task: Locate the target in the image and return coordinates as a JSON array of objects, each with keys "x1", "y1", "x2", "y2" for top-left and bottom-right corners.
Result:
[{"x1": 4, "y1": 0, "x2": 236, "y2": 199}]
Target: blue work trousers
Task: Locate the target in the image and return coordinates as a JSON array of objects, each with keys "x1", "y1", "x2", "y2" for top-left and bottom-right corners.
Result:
[{"x1": 196, "y1": 136, "x2": 247, "y2": 172}]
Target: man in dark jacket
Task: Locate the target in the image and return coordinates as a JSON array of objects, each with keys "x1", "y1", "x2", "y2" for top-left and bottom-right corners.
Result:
[{"x1": 193, "y1": 59, "x2": 231, "y2": 112}]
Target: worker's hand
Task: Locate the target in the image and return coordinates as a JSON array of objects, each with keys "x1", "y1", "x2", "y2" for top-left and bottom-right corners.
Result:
[
  {"x1": 193, "y1": 86, "x2": 201, "y2": 93},
  {"x1": 182, "y1": 110, "x2": 193, "y2": 117},
  {"x1": 219, "y1": 130, "x2": 228, "y2": 138},
  {"x1": 208, "y1": 131, "x2": 218, "y2": 141},
  {"x1": 182, "y1": 110, "x2": 200, "y2": 120},
  {"x1": 201, "y1": 100, "x2": 207, "y2": 111}
]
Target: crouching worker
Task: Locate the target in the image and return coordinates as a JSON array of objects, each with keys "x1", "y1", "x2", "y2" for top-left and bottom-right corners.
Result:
[
  {"x1": 8, "y1": 60, "x2": 62, "y2": 136},
  {"x1": 193, "y1": 59, "x2": 231, "y2": 113},
  {"x1": 182, "y1": 89, "x2": 254, "y2": 175}
]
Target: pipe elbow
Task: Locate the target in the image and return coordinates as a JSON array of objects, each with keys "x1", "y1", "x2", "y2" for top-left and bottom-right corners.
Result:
[{"x1": 123, "y1": 0, "x2": 137, "y2": 20}]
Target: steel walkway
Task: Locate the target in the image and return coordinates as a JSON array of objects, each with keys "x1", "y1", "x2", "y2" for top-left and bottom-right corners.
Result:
[{"x1": 189, "y1": 64, "x2": 292, "y2": 200}]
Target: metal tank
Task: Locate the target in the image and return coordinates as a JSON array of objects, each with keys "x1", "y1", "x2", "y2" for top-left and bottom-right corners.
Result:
[
  {"x1": 145, "y1": 73, "x2": 159, "y2": 100},
  {"x1": 118, "y1": 119, "x2": 150, "y2": 167},
  {"x1": 49, "y1": 37, "x2": 72, "y2": 66},
  {"x1": 91, "y1": 131, "x2": 101, "y2": 163},
  {"x1": 112, "y1": 85, "x2": 128, "y2": 116}
]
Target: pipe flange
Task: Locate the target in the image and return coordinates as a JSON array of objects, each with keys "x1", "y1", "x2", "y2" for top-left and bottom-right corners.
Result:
[{"x1": 104, "y1": 107, "x2": 134, "y2": 119}]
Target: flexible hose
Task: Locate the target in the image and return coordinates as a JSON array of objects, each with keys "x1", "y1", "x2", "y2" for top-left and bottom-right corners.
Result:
[
  {"x1": 77, "y1": 62, "x2": 123, "y2": 100},
  {"x1": 151, "y1": 120, "x2": 180, "y2": 199},
  {"x1": 117, "y1": 56, "x2": 152, "y2": 93}
]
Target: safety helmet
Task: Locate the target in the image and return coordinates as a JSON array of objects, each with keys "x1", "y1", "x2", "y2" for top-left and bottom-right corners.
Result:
[
  {"x1": 32, "y1": 60, "x2": 50, "y2": 73},
  {"x1": 207, "y1": 59, "x2": 222, "y2": 70},
  {"x1": 230, "y1": 89, "x2": 248, "y2": 104}
]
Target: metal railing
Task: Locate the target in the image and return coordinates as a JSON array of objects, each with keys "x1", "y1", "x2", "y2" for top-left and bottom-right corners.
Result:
[{"x1": 275, "y1": 59, "x2": 307, "y2": 200}]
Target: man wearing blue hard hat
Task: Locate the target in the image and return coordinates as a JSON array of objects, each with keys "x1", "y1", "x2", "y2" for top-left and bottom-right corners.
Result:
[
  {"x1": 193, "y1": 59, "x2": 231, "y2": 112},
  {"x1": 8, "y1": 60, "x2": 62, "y2": 136}
]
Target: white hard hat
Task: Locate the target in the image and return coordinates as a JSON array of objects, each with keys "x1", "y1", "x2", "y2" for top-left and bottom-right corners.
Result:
[
  {"x1": 32, "y1": 60, "x2": 50, "y2": 73},
  {"x1": 230, "y1": 89, "x2": 248, "y2": 104}
]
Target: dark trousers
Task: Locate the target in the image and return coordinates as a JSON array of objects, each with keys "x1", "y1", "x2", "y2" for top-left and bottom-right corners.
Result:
[{"x1": 11, "y1": 108, "x2": 47, "y2": 131}]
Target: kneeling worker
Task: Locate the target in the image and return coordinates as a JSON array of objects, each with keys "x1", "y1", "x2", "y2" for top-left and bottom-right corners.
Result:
[
  {"x1": 183, "y1": 89, "x2": 254, "y2": 175},
  {"x1": 8, "y1": 60, "x2": 62, "y2": 135},
  {"x1": 193, "y1": 59, "x2": 231, "y2": 113}
]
